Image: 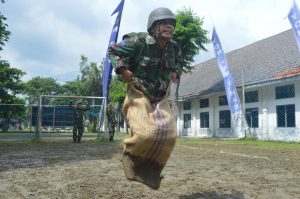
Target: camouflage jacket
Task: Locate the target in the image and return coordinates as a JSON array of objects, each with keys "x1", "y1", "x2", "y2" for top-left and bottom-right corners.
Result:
[
  {"x1": 109, "y1": 32, "x2": 182, "y2": 98},
  {"x1": 106, "y1": 109, "x2": 116, "y2": 127},
  {"x1": 73, "y1": 107, "x2": 89, "y2": 127}
]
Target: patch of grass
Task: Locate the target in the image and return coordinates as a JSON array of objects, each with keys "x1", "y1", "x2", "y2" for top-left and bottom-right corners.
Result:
[{"x1": 176, "y1": 137, "x2": 300, "y2": 150}]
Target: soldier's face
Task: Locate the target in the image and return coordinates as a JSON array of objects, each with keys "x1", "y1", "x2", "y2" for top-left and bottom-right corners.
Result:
[{"x1": 154, "y1": 19, "x2": 175, "y2": 40}]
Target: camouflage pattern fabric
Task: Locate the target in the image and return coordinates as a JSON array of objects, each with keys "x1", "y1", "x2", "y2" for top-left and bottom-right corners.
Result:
[
  {"x1": 72, "y1": 106, "x2": 88, "y2": 143},
  {"x1": 106, "y1": 108, "x2": 116, "y2": 141},
  {"x1": 109, "y1": 32, "x2": 182, "y2": 98}
]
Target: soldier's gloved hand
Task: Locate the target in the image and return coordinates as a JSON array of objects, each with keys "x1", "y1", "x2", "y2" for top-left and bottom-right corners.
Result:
[
  {"x1": 122, "y1": 70, "x2": 134, "y2": 83},
  {"x1": 171, "y1": 72, "x2": 177, "y2": 82}
]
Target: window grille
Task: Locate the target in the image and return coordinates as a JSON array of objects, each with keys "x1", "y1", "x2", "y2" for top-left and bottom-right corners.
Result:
[
  {"x1": 200, "y1": 98, "x2": 209, "y2": 108},
  {"x1": 246, "y1": 108, "x2": 259, "y2": 128},
  {"x1": 200, "y1": 112, "x2": 209, "y2": 128},
  {"x1": 276, "y1": 104, "x2": 295, "y2": 127},
  {"x1": 219, "y1": 95, "x2": 228, "y2": 106},
  {"x1": 275, "y1": 84, "x2": 295, "y2": 99},
  {"x1": 219, "y1": 110, "x2": 231, "y2": 128},
  {"x1": 245, "y1": 91, "x2": 258, "y2": 103},
  {"x1": 183, "y1": 114, "x2": 191, "y2": 128},
  {"x1": 183, "y1": 101, "x2": 191, "y2": 110}
]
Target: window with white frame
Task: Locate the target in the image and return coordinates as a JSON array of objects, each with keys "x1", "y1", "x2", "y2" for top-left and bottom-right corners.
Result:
[
  {"x1": 183, "y1": 114, "x2": 191, "y2": 128},
  {"x1": 219, "y1": 95, "x2": 228, "y2": 106},
  {"x1": 276, "y1": 104, "x2": 295, "y2": 127},
  {"x1": 245, "y1": 91, "x2": 258, "y2": 103},
  {"x1": 200, "y1": 98, "x2": 209, "y2": 108},
  {"x1": 246, "y1": 108, "x2": 258, "y2": 128},
  {"x1": 219, "y1": 110, "x2": 231, "y2": 128},
  {"x1": 275, "y1": 84, "x2": 295, "y2": 99},
  {"x1": 183, "y1": 101, "x2": 191, "y2": 110},
  {"x1": 200, "y1": 112, "x2": 209, "y2": 128}
]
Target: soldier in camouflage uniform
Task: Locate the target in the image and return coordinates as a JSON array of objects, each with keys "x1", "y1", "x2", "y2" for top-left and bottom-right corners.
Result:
[
  {"x1": 106, "y1": 103, "x2": 116, "y2": 142},
  {"x1": 109, "y1": 8, "x2": 182, "y2": 189},
  {"x1": 109, "y1": 7, "x2": 182, "y2": 102},
  {"x1": 70, "y1": 101, "x2": 89, "y2": 143}
]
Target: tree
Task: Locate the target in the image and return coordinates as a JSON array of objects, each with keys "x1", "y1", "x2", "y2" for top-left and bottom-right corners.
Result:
[
  {"x1": 108, "y1": 75, "x2": 126, "y2": 132},
  {"x1": 0, "y1": 1, "x2": 27, "y2": 132},
  {"x1": 108, "y1": 75, "x2": 126, "y2": 104},
  {"x1": 75, "y1": 55, "x2": 104, "y2": 132},
  {"x1": 61, "y1": 79, "x2": 82, "y2": 96},
  {"x1": 24, "y1": 76, "x2": 61, "y2": 105},
  {"x1": 78, "y1": 55, "x2": 103, "y2": 97},
  {"x1": 173, "y1": 7, "x2": 209, "y2": 74},
  {"x1": 0, "y1": 61, "x2": 26, "y2": 132},
  {"x1": 0, "y1": 0, "x2": 10, "y2": 51},
  {"x1": 172, "y1": 7, "x2": 209, "y2": 100}
]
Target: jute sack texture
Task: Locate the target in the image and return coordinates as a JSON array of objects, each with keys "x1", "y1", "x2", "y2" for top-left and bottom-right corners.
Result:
[{"x1": 121, "y1": 82, "x2": 177, "y2": 189}]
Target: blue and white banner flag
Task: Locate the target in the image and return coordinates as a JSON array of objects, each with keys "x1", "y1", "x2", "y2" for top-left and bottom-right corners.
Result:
[
  {"x1": 100, "y1": 0, "x2": 124, "y2": 132},
  {"x1": 102, "y1": 0, "x2": 125, "y2": 98},
  {"x1": 288, "y1": 0, "x2": 300, "y2": 52},
  {"x1": 211, "y1": 27, "x2": 248, "y2": 137}
]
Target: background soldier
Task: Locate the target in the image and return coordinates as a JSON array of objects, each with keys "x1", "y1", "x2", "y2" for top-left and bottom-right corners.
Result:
[
  {"x1": 106, "y1": 103, "x2": 116, "y2": 142},
  {"x1": 70, "y1": 100, "x2": 89, "y2": 143}
]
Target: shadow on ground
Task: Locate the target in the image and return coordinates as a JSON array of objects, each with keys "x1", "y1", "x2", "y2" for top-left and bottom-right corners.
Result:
[{"x1": 179, "y1": 191, "x2": 245, "y2": 199}]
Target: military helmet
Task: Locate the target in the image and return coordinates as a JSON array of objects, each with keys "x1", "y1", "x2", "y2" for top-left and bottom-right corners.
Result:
[
  {"x1": 147, "y1": 7, "x2": 176, "y2": 32},
  {"x1": 76, "y1": 100, "x2": 83, "y2": 105}
]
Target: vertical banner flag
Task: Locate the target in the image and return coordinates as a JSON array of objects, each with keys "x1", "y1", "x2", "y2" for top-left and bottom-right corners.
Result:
[
  {"x1": 288, "y1": 0, "x2": 300, "y2": 52},
  {"x1": 211, "y1": 27, "x2": 249, "y2": 137},
  {"x1": 99, "y1": 0, "x2": 124, "y2": 132},
  {"x1": 102, "y1": 0, "x2": 125, "y2": 98}
]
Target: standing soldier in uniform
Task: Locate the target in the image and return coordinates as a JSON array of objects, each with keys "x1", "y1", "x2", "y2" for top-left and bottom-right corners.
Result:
[
  {"x1": 109, "y1": 7, "x2": 182, "y2": 189},
  {"x1": 106, "y1": 103, "x2": 116, "y2": 142},
  {"x1": 70, "y1": 101, "x2": 89, "y2": 143}
]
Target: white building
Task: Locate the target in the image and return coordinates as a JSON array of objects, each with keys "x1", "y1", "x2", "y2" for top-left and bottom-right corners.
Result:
[{"x1": 177, "y1": 29, "x2": 300, "y2": 141}]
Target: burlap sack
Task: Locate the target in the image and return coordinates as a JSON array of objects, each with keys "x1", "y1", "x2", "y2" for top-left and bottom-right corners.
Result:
[{"x1": 121, "y1": 81, "x2": 177, "y2": 189}]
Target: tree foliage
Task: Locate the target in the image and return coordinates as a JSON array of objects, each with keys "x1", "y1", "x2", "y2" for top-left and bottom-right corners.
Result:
[
  {"x1": 173, "y1": 7, "x2": 209, "y2": 74},
  {"x1": 78, "y1": 55, "x2": 103, "y2": 97},
  {"x1": 0, "y1": 61, "x2": 26, "y2": 132},
  {"x1": 24, "y1": 76, "x2": 61, "y2": 104},
  {"x1": 0, "y1": 0, "x2": 10, "y2": 51},
  {"x1": 0, "y1": 60, "x2": 25, "y2": 102},
  {"x1": 0, "y1": 1, "x2": 27, "y2": 131},
  {"x1": 61, "y1": 79, "x2": 82, "y2": 96},
  {"x1": 108, "y1": 75, "x2": 126, "y2": 104}
]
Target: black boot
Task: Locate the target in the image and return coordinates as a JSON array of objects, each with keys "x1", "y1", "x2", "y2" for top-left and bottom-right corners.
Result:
[
  {"x1": 77, "y1": 135, "x2": 81, "y2": 143},
  {"x1": 73, "y1": 134, "x2": 77, "y2": 143}
]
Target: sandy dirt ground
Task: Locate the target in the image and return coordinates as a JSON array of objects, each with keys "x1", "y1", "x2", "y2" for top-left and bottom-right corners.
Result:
[{"x1": 0, "y1": 136, "x2": 300, "y2": 199}]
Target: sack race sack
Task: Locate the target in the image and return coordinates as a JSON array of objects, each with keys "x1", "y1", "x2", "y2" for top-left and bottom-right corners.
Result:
[{"x1": 121, "y1": 82, "x2": 177, "y2": 189}]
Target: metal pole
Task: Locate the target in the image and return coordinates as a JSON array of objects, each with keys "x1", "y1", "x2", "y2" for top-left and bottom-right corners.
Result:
[
  {"x1": 241, "y1": 69, "x2": 251, "y2": 137},
  {"x1": 52, "y1": 106, "x2": 56, "y2": 132},
  {"x1": 29, "y1": 105, "x2": 32, "y2": 133},
  {"x1": 242, "y1": 69, "x2": 246, "y2": 113},
  {"x1": 41, "y1": 95, "x2": 105, "y2": 100},
  {"x1": 36, "y1": 95, "x2": 42, "y2": 142},
  {"x1": 242, "y1": 69, "x2": 246, "y2": 137}
]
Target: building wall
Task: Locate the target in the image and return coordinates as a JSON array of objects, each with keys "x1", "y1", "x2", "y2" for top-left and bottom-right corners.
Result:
[{"x1": 177, "y1": 79, "x2": 300, "y2": 141}]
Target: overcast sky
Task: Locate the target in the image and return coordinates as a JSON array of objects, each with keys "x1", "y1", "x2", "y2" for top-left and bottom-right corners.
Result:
[{"x1": 1, "y1": 0, "x2": 295, "y2": 83}]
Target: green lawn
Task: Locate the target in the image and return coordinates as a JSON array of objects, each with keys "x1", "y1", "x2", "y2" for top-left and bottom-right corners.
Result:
[{"x1": 176, "y1": 137, "x2": 300, "y2": 150}]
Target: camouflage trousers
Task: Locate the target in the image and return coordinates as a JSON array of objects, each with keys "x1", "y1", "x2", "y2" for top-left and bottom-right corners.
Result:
[
  {"x1": 107, "y1": 126, "x2": 115, "y2": 142},
  {"x1": 73, "y1": 125, "x2": 84, "y2": 143}
]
